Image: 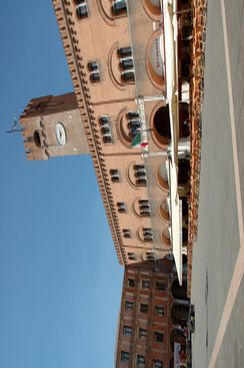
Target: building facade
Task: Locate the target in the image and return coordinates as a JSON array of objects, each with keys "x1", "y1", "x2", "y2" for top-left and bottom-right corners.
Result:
[
  {"x1": 115, "y1": 261, "x2": 190, "y2": 368},
  {"x1": 20, "y1": 0, "x2": 192, "y2": 275},
  {"x1": 19, "y1": 1, "x2": 193, "y2": 366}
]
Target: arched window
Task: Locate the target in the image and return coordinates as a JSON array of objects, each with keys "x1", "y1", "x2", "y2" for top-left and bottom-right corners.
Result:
[
  {"x1": 33, "y1": 130, "x2": 41, "y2": 147},
  {"x1": 117, "y1": 47, "x2": 135, "y2": 84},
  {"x1": 116, "y1": 110, "x2": 141, "y2": 147},
  {"x1": 128, "y1": 163, "x2": 147, "y2": 187},
  {"x1": 133, "y1": 198, "x2": 150, "y2": 217}
]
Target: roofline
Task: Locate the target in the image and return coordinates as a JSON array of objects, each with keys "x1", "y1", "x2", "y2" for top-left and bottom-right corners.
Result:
[{"x1": 52, "y1": 0, "x2": 124, "y2": 265}]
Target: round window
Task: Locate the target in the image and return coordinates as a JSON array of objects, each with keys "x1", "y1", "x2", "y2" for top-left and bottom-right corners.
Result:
[{"x1": 55, "y1": 123, "x2": 66, "y2": 146}]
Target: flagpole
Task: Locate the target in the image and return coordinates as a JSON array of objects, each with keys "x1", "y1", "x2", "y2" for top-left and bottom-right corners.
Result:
[{"x1": 141, "y1": 150, "x2": 168, "y2": 159}]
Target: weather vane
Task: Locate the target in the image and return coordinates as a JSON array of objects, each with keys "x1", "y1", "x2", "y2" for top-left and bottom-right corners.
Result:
[{"x1": 6, "y1": 115, "x2": 25, "y2": 134}]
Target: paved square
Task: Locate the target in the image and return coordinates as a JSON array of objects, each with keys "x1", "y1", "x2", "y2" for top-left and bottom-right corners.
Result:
[{"x1": 191, "y1": 1, "x2": 244, "y2": 367}]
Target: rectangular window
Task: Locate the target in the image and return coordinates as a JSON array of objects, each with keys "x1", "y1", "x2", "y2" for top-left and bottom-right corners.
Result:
[
  {"x1": 154, "y1": 331, "x2": 164, "y2": 342},
  {"x1": 87, "y1": 60, "x2": 99, "y2": 71},
  {"x1": 155, "y1": 306, "x2": 164, "y2": 317},
  {"x1": 118, "y1": 47, "x2": 132, "y2": 58},
  {"x1": 90, "y1": 71, "x2": 100, "y2": 83},
  {"x1": 102, "y1": 135, "x2": 112, "y2": 144},
  {"x1": 137, "y1": 355, "x2": 145, "y2": 367},
  {"x1": 99, "y1": 116, "x2": 112, "y2": 144},
  {"x1": 128, "y1": 278, "x2": 135, "y2": 287},
  {"x1": 112, "y1": 0, "x2": 127, "y2": 16},
  {"x1": 121, "y1": 70, "x2": 135, "y2": 83},
  {"x1": 123, "y1": 325, "x2": 132, "y2": 336},
  {"x1": 138, "y1": 328, "x2": 147, "y2": 338},
  {"x1": 125, "y1": 301, "x2": 133, "y2": 311},
  {"x1": 140, "y1": 303, "x2": 148, "y2": 314},
  {"x1": 133, "y1": 164, "x2": 147, "y2": 186},
  {"x1": 142, "y1": 228, "x2": 153, "y2": 242},
  {"x1": 99, "y1": 115, "x2": 109, "y2": 125},
  {"x1": 110, "y1": 169, "x2": 120, "y2": 183},
  {"x1": 122, "y1": 229, "x2": 131, "y2": 238},
  {"x1": 139, "y1": 199, "x2": 150, "y2": 217},
  {"x1": 145, "y1": 252, "x2": 156, "y2": 261},
  {"x1": 121, "y1": 351, "x2": 130, "y2": 363},
  {"x1": 87, "y1": 59, "x2": 100, "y2": 83},
  {"x1": 128, "y1": 252, "x2": 136, "y2": 261},
  {"x1": 127, "y1": 117, "x2": 141, "y2": 139},
  {"x1": 156, "y1": 282, "x2": 166, "y2": 291},
  {"x1": 120, "y1": 57, "x2": 134, "y2": 71},
  {"x1": 76, "y1": 2, "x2": 88, "y2": 20},
  {"x1": 141, "y1": 280, "x2": 150, "y2": 289},
  {"x1": 117, "y1": 202, "x2": 126, "y2": 213},
  {"x1": 153, "y1": 360, "x2": 163, "y2": 368},
  {"x1": 117, "y1": 46, "x2": 134, "y2": 84}
]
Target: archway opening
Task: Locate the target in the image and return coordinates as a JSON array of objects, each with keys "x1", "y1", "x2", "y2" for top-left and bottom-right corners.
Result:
[
  {"x1": 171, "y1": 279, "x2": 187, "y2": 300},
  {"x1": 181, "y1": 197, "x2": 188, "y2": 218},
  {"x1": 182, "y1": 254, "x2": 187, "y2": 265},
  {"x1": 153, "y1": 105, "x2": 171, "y2": 145},
  {"x1": 182, "y1": 227, "x2": 188, "y2": 245},
  {"x1": 179, "y1": 103, "x2": 190, "y2": 138},
  {"x1": 178, "y1": 159, "x2": 190, "y2": 185},
  {"x1": 171, "y1": 303, "x2": 189, "y2": 322}
]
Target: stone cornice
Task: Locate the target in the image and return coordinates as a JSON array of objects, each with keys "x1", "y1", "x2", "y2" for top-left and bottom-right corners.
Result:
[{"x1": 52, "y1": 0, "x2": 124, "y2": 265}]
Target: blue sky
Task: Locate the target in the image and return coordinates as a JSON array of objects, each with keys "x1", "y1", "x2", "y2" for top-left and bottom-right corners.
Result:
[{"x1": 0, "y1": 1, "x2": 123, "y2": 367}]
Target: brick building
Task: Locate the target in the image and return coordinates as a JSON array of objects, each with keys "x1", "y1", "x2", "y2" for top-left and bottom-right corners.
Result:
[{"x1": 115, "y1": 261, "x2": 190, "y2": 368}]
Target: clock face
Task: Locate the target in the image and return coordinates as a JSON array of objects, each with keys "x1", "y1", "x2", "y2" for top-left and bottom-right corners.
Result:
[{"x1": 55, "y1": 123, "x2": 66, "y2": 146}]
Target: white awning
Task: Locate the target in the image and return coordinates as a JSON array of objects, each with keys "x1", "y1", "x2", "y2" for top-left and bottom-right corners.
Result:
[
  {"x1": 161, "y1": 0, "x2": 182, "y2": 284},
  {"x1": 161, "y1": 0, "x2": 179, "y2": 165},
  {"x1": 168, "y1": 161, "x2": 182, "y2": 285}
]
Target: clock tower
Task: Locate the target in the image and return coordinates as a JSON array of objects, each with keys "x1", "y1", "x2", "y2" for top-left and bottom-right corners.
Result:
[{"x1": 20, "y1": 92, "x2": 89, "y2": 160}]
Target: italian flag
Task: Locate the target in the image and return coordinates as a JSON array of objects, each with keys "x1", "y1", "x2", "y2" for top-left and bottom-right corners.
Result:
[{"x1": 131, "y1": 132, "x2": 148, "y2": 148}]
